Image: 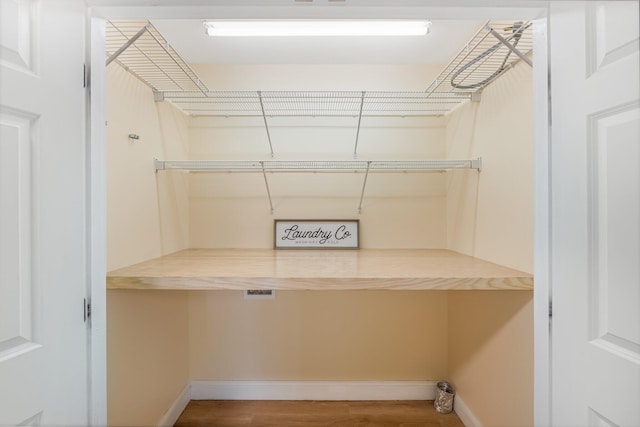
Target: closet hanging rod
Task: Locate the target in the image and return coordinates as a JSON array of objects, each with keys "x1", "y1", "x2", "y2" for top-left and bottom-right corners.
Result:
[{"x1": 153, "y1": 158, "x2": 482, "y2": 173}]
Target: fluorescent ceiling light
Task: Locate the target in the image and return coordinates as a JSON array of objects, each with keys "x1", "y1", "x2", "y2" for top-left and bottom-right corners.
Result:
[{"x1": 204, "y1": 20, "x2": 431, "y2": 37}]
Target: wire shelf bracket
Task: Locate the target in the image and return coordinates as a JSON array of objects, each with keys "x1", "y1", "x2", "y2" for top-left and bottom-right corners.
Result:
[
  {"x1": 258, "y1": 91, "x2": 275, "y2": 159},
  {"x1": 260, "y1": 161, "x2": 275, "y2": 214},
  {"x1": 358, "y1": 161, "x2": 372, "y2": 214},
  {"x1": 353, "y1": 91, "x2": 366, "y2": 159}
]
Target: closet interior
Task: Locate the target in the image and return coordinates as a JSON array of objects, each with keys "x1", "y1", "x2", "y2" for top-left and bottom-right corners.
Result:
[{"x1": 105, "y1": 17, "x2": 535, "y2": 427}]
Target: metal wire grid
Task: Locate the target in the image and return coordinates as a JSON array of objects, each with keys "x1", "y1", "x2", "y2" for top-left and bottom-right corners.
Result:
[
  {"x1": 156, "y1": 159, "x2": 480, "y2": 172},
  {"x1": 106, "y1": 20, "x2": 531, "y2": 117},
  {"x1": 105, "y1": 20, "x2": 209, "y2": 93},
  {"x1": 425, "y1": 20, "x2": 533, "y2": 97},
  {"x1": 161, "y1": 90, "x2": 466, "y2": 117}
]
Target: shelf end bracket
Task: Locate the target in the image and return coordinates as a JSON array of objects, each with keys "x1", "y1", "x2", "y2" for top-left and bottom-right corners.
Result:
[
  {"x1": 154, "y1": 158, "x2": 165, "y2": 173},
  {"x1": 471, "y1": 157, "x2": 482, "y2": 172}
]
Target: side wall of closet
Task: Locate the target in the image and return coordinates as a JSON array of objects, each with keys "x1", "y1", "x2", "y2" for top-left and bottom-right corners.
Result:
[
  {"x1": 106, "y1": 60, "x2": 533, "y2": 427},
  {"x1": 106, "y1": 64, "x2": 191, "y2": 427},
  {"x1": 446, "y1": 58, "x2": 534, "y2": 426}
]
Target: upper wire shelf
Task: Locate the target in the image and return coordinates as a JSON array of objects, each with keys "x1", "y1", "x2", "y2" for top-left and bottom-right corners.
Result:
[
  {"x1": 425, "y1": 20, "x2": 533, "y2": 98},
  {"x1": 105, "y1": 20, "x2": 209, "y2": 93},
  {"x1": 160, "y1": 90, "x2": 468, "y2": 117},
  {"x1": 105, "y1": 20, "x2": 533, "y2": 118}
]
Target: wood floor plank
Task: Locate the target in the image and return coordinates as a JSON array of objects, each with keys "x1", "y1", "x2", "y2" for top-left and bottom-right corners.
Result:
[{"x1": 174, "y1": 400, "x2": 465, "y2": 427}]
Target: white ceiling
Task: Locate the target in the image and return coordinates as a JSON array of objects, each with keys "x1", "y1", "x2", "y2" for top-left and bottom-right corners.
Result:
[{"x1": 151, "y1": 19, "x2": 484, "y2": 65}]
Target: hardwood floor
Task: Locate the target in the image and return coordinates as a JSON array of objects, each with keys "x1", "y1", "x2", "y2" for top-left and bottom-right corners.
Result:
[{"x1": 174, "y1": 400, "x2": 465, "y2": 427}]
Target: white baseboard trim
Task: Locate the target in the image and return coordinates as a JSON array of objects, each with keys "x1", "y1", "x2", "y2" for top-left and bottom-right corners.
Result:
[
  {"x1": 454, "y1": 394, "x2": 483, "y2": 427},
  {"x1": 158, "y1": 383, "x2": 192, "y2": 427},
  {"x1": 190, "y1": 380, "x2": 437, "y2": 401}
]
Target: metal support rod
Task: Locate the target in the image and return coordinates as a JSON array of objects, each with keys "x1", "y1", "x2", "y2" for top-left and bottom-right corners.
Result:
[
  {"x1": 258, "y1": 91, "x2": 275, "y2": 159},
  {"x1": 260, "y1": 161, "x2": 274, "y2": 214},
  {"x1": 357, "y1": 161, "x2": 372, "y2": 214},
  {"x1": 487, "y1": 26, "x2": 533, "y2": 67},
  {"x1": 353, "y1": 91, "x2": 366, "y2": 159},
  {"x1": 106, "y1": 25, "x2": 149, "y2": 66}
]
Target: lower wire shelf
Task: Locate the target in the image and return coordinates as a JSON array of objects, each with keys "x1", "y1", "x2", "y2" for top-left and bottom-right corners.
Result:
[
  {"x1": 153, "y1": 157, "x2": 482, "y2": 214},
  {"x1": 154, "y1": 158, "x2": 482, "y2": 173}
]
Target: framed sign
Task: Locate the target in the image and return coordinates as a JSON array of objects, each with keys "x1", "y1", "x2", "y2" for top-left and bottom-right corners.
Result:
[{"x1": 274, "y1": 220, "x2": 359, "y2": 249}]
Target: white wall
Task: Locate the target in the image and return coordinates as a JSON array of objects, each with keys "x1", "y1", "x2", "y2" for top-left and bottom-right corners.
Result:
[
  {"x1": 105, "y1": 60, "x2": 534, "y2": 426},
  {"x1": 107, "y1": 290, "x2": 189, "y2": 427},
  {"x1": 187, "y1": 64, "x2": 448, "y2": 249},
  {"x1": 445, "y1": 58, "x2": 534, "y2": 427},
  {"x1": 449, "y1": 291, "x2": 533, "y2": 427},
  {"x1": 446, "y1": 57, "x2": 534, "y2": 273},
  {"x1": 106, "y1": 63, "x2": 191, "y2": 426},
  {"x1": 192, "y1": 64, "x2": 442, "y2": 92},
  {"x1": 188, "y1": 116, "x2": 448, "y2": 248},
  {"x1": 184, "y1": 64, "x2": 453, "y2": 383},
  {"x1": 106, "y1": 64, "x2": 190, "y2": 271},
  {"x1": 189, "y1": 291, "x2": 449, "y2": 381}
]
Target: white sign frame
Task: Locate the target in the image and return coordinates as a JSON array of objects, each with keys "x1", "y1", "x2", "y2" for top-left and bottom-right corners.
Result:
[{"x1": 274, "y1": 220, "x2": 359, "y2": 249}]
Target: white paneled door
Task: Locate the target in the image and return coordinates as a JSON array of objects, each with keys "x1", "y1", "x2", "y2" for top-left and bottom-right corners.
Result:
[
  {"x1": 550, "y1": 1, "x2": 640, "y2": 426},
  {"x1": 0, "y1": 0, "x2": 90, "y2": 426}
]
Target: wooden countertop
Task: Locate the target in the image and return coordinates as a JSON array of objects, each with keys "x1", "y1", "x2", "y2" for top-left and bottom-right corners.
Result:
[{"x1": 106, "y1": 249, "x2": 533, "y2": 291}]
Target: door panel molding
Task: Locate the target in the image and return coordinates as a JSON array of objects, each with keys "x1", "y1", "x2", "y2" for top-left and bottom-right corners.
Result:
[
  {"x1": 0, "y1": 108, "x2": 39, "y2": 363},
  {"x1": 586, "y1": 1, "x2": 640, "y2": 76},
  {"x1": 587, "y1": 102, "x2": 640, "y2": 361},
  {"x1": 0, "y1": 0, "x2": 37, "y2": 73},
  {"x1": 0, "y1": 1, "x2": 89, "y2": 424},
  {"x1": 589, "y1": 407, "x2": 619, "y2": 427}
]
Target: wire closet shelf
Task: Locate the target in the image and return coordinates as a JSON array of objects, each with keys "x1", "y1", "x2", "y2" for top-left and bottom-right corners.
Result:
[
  {"x1": 105, "y1": 20, "x2": 515, "y2": 213},
  {"x1": 105, "y1": 20, "x2": 533, "y2": 118},
  {"x1": 154, "y1": 158, "x2": 483, "y2": 173}
]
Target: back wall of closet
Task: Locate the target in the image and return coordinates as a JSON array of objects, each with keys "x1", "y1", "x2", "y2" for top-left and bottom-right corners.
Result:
[{"x1": 106, "y1": 56, "x2": 533, "y2": 427}]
